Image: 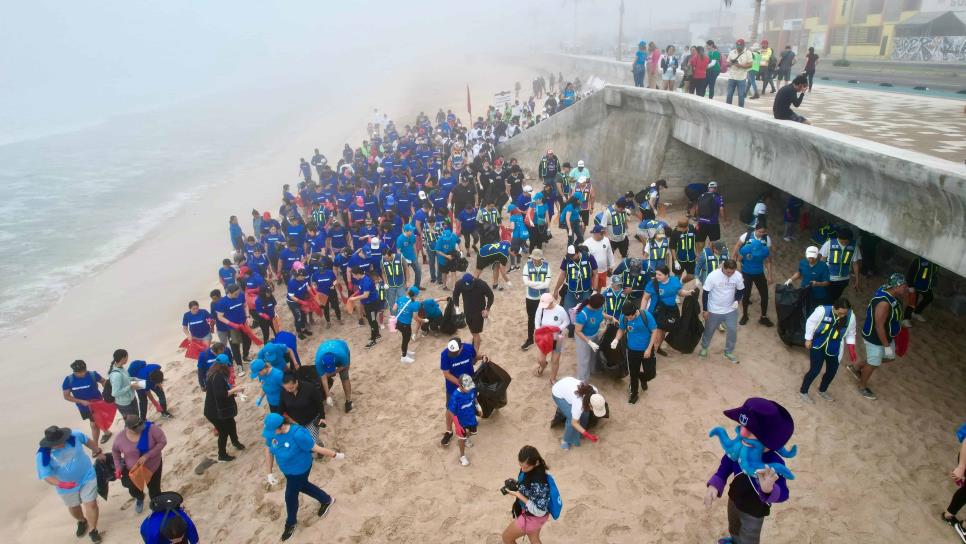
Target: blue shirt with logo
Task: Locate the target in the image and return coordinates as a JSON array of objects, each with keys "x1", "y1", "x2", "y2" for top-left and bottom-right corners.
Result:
[
  {"x1": 619, "y1": 311, "x2": 659, "y2": 351},
  {"x1": 440, "y1": 344, "x2": 476, "y2": 395}
]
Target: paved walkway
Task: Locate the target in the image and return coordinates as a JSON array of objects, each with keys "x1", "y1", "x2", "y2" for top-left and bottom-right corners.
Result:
[{"x1": 718, "y1": 84, "x2": 966, "y2": 161}]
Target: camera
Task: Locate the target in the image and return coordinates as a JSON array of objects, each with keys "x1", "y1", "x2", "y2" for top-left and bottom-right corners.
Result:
[{"x1": 500, "y1": 478, "x2": 519, "y2": 495}]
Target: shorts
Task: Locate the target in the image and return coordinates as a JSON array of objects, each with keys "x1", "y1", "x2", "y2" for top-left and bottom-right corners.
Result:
[
  {"x1": 778, "y1": 68, "x2": 792, "y2": 80},
  {"x1": 59, "y1": 479, "x2": 98, "y2": 507},
  {"x1": 696, "y1": 223, "x2": 721, "y2": 242},
  {"x1": 440, "y1": 258, "x2": 460, "y2": 273},
  {"x1": 640, "y1": 207, "x2": 656, "y2": 221},
  {"x1": 679, "y1": 261, "x2": 696, "y2": 275},
  {"x1": 510, "y1": 237, "x2": 527, "y2": 254},
  {"x1": 863, "y1": 339, "x2": 896, "y2": 367},
  {"x1": 466, "y1": 314, "x2": 485, "y2": 334},
  {"x1": 476, "y1": 252, "x2": 508, "y2": 271},
  {"x1": 661, "y1": 71, "x2": 677, "y2": 81},
  {"x1": 515, "y1": 512, "x2": 550, "y2": 533},
  {"x1": 79, "y1": 408, "x2": 93, "y2": 421}
]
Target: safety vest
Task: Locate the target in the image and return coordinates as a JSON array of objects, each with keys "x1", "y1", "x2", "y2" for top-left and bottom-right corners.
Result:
[
  {"x1": 377, "y1": 282, "x2": 387, "y2": 303},
  {"x1": 382, "y1": 257, "x2": 405, "y2": 288},
  {"x1": 618, "y1": 260, "x2": 647, "y2": 297},
  {"x1": 812, "y1": 306, "x2": 851, "y2": 357},
  {"x1": 911, "y1": 257, "x2": 936, "y2": 292},
  {"x1": 702, "y1": 248, "x2": 723, "y2": 273},
  {"x1": 564, "y1": 258, "x2": 594, "y2": 294},
  {"x1": 603, "y1": 288, "x2": 627, "y2": 318},
  {"x1": 607, "y1": 206, "x2": 627, "y2": 237},
  {"x1": 862, "y1": 287, "x2": 901, "y2": 345},
  {"x1": 676, "y1": 227, "x2": 696, "y2": 263},
  {"x1": 649, "y1": 239, "x2": 669, "y2": 263},
  {"x1": 827, "y1": 239, "x2": 855, "y2": 278},
  {"x1": 481, "y1": 208, "x2": 500, "y2": 224},
  {"x1": 423, "y1": 221, "x2": 441, "y2": 243},
  {"x1": 525, "y1": 261, "x2": 549, "y2": 299}
]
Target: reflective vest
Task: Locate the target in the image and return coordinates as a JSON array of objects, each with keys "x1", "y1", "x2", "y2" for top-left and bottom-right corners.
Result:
[
  {"x1": 423, "y1": 221, "x2": 441, "y2": 244},
  {"x1": 603, "y1": 288, "x2": 627, "y2": 318},
  {"x1": 648, "y1": 239, "x2": 669, "y2": 265},
  {"x1": 564, "y1": 258, "x2": 594, "y2": 293},
  {"x1": 703, "y1": 248, "x2": 723, "y2": 273},
  {"x1": 812, "y1": 306, "x2": 852, "y2": 357},
  {"x1": 827, "y1": 239, "x2": 855, "y2": 278},
  {"x1": 862, "y1": 287, "x2": 901, "y2": 345},
  {"x1": 377, "y1": 282, "x2": 387, "y2": 303},
  {"x1": 382, "y1": 257, "x2": 405, "y2": 288},
  {"x1": 676, "y1": 227, "x2": 696, "y2": 263},
  {"x1": 617, "y1": 260, "x2": 647, "y2": 297},
  {"x1": 480, "y1": 208, "x2": 500, "y2": 224},
  {"x1": 911, "y1": 258, "x2": 936, "y2": 292},
  {"x1": 525, "y1": 261, "x2": 550, "y2": 299},
  {"x1": 606, "y1": 206, "x2": 627, "y2": 237}
]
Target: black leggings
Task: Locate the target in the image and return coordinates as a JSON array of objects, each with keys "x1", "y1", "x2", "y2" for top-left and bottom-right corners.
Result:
[
  {"x1": 741, "y1": 272, "x2": 769, "y2": 317},
  {"x1": 256, "y1": 315, "x2": 277, "y2": 343},
  {"x1": 462, "y1": 230, "x2": 479, "y2": 250},
  {"x1": 526, "y1": 298, "x2": 540, "y2": 343},
  {"x1": 800, "y1": 348, "x2": 839, "y2": 394},
  {"x1": 323, "y1": 294, "x2": 342, "y2": 323},
  {"x1": 122, "y1": 461, "x2": 163, "y2": 501},
  {"x1": 905, "y1": 290, "x2": 934, "y2": 318},
  {"x1": 208, "y1": 417, "x2": 239, "y2": 456},
  {"x1": 363, "y1": 302, "x2": 380, "y2": 340},
  {"x1": 949, "y1": 484, "x2": 966, "y2": 515},
  {"x1": 230, "y1": 333, "x2": 251, "y2": 365},
  {"x1": 398, "y1": 323, "x2": 413, "y2": 356},
  {"x1": 805, "y1": 70, "x2": 815, "y2": 91},
  {"x1": 627, "y1": 349, "x2": 656, "y2": 393}
]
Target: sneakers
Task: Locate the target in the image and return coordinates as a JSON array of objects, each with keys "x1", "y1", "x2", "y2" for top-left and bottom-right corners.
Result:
[
  {"x1": 759, "y1": 316, "x2": 774, "y2": 327},
  {"x1": 656, "y1": 348, "x2": 668, "y2": 357},
  {"x1": 99, "y1": 431, "x2": 113, "y2": 445},
  {"x1": 344, "y1": 401, "x2": 353, "y2": 413},
  {"x1": 281, "y1": 525, "x2": 296, "y2": 541},
  {"x1": 901, "y1": 319, "x2": 913, "y2": 327},
  {"x1": 440, "y1": 431, "x2": 453, "y2": 446},
  {"x1": 912, "y1": 313, "x2": 926, "y2": 322},
  {"x1": 799, "y1": 392, "x2": 814, "y2": 404},
  {"x1": 818, "y1": 391, "x2": 835, "y2": 402},
  {"x1": 859, "y1": 387, "x2": 877, "y2": 400},
  {"x1": 739, "y1": 315, "x2": 749, "y2": 326},
  {"x1": 783, "y1": 237, "x2": 792, "y2": 242},
  {"x1": 955, "y1": 521, "x2": 966, "y2": 542},
  {"x1": 718, "y1": 323, "x2": 726, "y2": 332},
  {"x1": 160, "y1": 411, "x2": 174, "y2": 419},
  {"x1": 400, "y1": 356, "x2": 415, "y2": 364},
  {"x1": 723, "y1": 351, "x2": 739, "y2": 364},
  {"x1": 406, "y1": 350, "x2": 416, "y2": 356},
  {"x1": 520, "y1": 340, "x2": 534, "y2": 351},
  {"x1": 135, "y1": 498, "x2": 144, "y2": 514},
  {"x1": 232, "y1": 441, "x2": 246, "y2": 450},
  {"x1": 560, "y1": 441, "x2": 571, "y2": 450},
  {"x1": 365, "y1": 339, "x2": 377, "y2": 348},
  {"x1": 846, "y1": 364, "x2": 860, "y2": 380},
  {"x1": 89, "y1": 529, "x2": 103, "y2": 544},
  {"x1": 698, "y1": 347, "x2": 709, "y2": 358},
  {"x1": 217, "y1": 453, "x2": 236, "y2": 462},
  {"x1": 76, "y1": 520, "x2": 89, "y2": 537},
  {"x1": 459, "y1": 455, "x2": 470, "y2": 466},
  {"x1": 317, "y1": 497, "x2": 335, "y2": 519}
]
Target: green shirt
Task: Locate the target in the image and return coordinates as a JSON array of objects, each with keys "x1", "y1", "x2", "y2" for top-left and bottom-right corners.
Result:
[
  {"x1": 708, "y1": 50, "x2": 721, "y2": 74},
  {"x1": 751, "y1": 52, "x2": 761, "y2": 72},
  {"x1": 109, "y1": 366, "x2": 135, "y2": 406}
]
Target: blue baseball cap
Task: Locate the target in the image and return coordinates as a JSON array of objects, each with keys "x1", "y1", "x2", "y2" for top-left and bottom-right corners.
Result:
[
  {"x1": 215, "y1": 354, "x2": 231, "y2": 365},
  {"x1": 250, "y1": 359, "x2": 267, "y2": 375},
  {"x1": 462, "y1": 273, "x2": 474, "y2": 285},
  {"x1": 263, "y1": 413, "x2": 285, "y2": 440}
]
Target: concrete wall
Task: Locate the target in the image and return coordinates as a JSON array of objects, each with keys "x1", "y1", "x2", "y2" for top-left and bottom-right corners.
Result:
[{"x1": 497, "y1": 83, "x2": 966, "y2": 277}]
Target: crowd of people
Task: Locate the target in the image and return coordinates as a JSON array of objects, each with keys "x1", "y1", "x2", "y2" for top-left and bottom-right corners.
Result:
[{"x1": 40, "y1": 66, "x2": 954, "y2": 544}]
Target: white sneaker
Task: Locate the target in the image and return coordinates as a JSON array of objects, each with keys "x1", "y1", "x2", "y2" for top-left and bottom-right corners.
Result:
[
  {"x1": 818, "y1": 391, "x2": 835, "y2": 402},
  {"x1": 912, "y1": 313, "x2": 926, "y2": 323},
  {"x1": 406, "y1": 350, "x2": 416, "y2": 356},
  {"x1": 783, "y1": 237, "x2": 792, "y2": 242},
  {"x1": 799, "y1": 392, "x2": 814, "y2": 404},
  {"x1": 505, "y1": 281, "x2": 513, "y2": 288},
  {"x1": 901, "y1": 319, "x2": 912, "y2": 328},
  {"x1": 459, "y1": 455, "x2": 470, "y2": 466},
  {"x1": 400, "y1": 356, "x2": 415, "y2": 364}
]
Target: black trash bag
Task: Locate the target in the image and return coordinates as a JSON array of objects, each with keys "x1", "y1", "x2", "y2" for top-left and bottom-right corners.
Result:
[
  {"x1": 474, "y1": 358, "x2": 512, "y2": 418},
  {"x1": 94, "y1": 455, "x2": 117, "y2": 500},
  {"x1": 479, "y1": 223, "x2": 500, "y2": 245},
  {"x1": 665, "y1": 291, "x2": 704, "y2": 354},
  {"x1": 595, "y1": 324, "x2": 628, "y2": 379},
  {"x1": 775, "y1": 284, "x2": 807, "y2": 346},
  {"x1": 440, "y1": 298, "x2": 466, "y2": 334}
]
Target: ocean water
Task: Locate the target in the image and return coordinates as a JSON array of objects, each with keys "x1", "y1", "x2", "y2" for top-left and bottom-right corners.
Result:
[{"x1": 0, "y1": 92, "x2": 313, "y2": 337}]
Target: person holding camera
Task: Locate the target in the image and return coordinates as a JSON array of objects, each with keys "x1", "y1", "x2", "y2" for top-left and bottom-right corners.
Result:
[{"x1": 501, "y1": 445, "x2": 553, "y2": 544}]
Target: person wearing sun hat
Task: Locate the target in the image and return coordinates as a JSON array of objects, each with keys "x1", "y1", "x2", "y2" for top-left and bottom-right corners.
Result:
[
  {"x1": 36, "y1": 425, "x2": 106, "y2": 542},
  {"x1": 705, "y1": 397, "x2": 796, "y2": 544},
  {"x1": 262, "y1": 412, "x2": 345, "y2": 541},
  {"x1": 847, "y1": 272, "x2": 909, "y2": 400}
]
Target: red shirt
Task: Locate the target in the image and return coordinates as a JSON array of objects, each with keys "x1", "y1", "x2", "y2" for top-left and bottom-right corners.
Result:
[
  {"x1": 690, "y1": 55, "x2": 710, "y2": 79},
  {"x1": 648, "y1": 50, "x2": 661, "y2": 73}
]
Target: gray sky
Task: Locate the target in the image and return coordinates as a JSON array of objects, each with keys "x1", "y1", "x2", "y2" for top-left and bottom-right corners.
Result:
[{"x1": 0, "y1": 0, "x2": 753, "y2": 142}]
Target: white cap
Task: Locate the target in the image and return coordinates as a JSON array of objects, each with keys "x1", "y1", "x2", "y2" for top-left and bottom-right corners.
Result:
[
  {"x1": 447, "y1": 339, "x2": 461, "y2": 352},
  {"x1": 805, "y1": 246, "x2": 819, "y2": 258},
  {"x1": 370, "y1": 238, "x2": 381, "y2": 249},
  {"x1": 523, "y1": 184, "x2": 533, "y2": 193},
  {"x1": 577, "y1": 160, "x2": 585, "y2": 167},
  {"x1": 567, "y1": 245, "x2": 576, "y2": 255},
  {"x1": 418, "y1": 190, "x2": 427, "y2": 199},
  {"x1": 708, "y1": 181, "x2": 718, "y2": 188},
  {"x1": 590, "y1": 393, "x2": 606, "y2": 417}
]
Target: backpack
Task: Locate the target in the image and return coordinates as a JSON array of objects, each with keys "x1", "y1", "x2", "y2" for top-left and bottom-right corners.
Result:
[
  {"x1": 739, "y1": 200, "x2": 756, "y2": 226},
  {"x1": 101, "y1": 368, "x2": 120, "y2": 404},
  {"x1": 696, "y1": 192, "x2": 717, "y2": 219},
  {"x1": 515, "y1": 472, "x2": 564, "y2": 521}
]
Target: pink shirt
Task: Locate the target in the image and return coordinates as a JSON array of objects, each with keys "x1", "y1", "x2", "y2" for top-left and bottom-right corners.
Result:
[
  {"x1": 111, "y1": 423, "x2": 167, "y2": 473},
  {"x1": 649, "y1": 50, "x2": 661, "y2": 73}
]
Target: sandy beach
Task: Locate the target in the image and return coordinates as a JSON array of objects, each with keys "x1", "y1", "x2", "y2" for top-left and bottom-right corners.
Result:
[{"x1": 7, "y1": 60, "x2": 966, "y2": 544}]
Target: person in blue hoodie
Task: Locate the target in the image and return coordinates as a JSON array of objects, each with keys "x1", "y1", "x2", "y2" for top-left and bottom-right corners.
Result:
[
  {"x1": 737, "y1": 224, "x2": 774, "y2": 327},
  {"x1": 251, "y1": 359, "x2": 285, "y2": 413},
  {"x1": 434, "y1": 227, "x2": 460, "y2": 291}
]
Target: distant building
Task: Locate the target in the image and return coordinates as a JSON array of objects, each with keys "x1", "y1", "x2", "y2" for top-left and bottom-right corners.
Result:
[{"x1": 760, "y1": 0, "x2": 966, "y2": 62}]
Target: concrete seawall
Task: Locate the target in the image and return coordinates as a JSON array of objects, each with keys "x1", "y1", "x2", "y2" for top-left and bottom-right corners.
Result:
[{"x1": 497, "y1": 83, "x2": 966, "y2": 277}]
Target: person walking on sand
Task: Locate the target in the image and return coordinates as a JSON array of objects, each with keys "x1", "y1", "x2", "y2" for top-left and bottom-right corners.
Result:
[
  {"x1": 736, "y1": 224, "x2": 774, "y2": 328},
  {"x1": 250, "y1": 359, "x2": 285, "y2": 414},
  {"x1": 439, "y1": 338, "x2": 481, "y2": 447},
  {"x1": 573, "y1": 293, "x2": 606, "y2": 382},
  {"x1": 611, "y1": 303, "x2": 660, "y2": 403},
  {"x1": 36, "y1": 425, "x2": 106, "y2": 543},
  {"x1": 111, "y1": 415, "x2": 167, "y2": 513},
  {"x1": 279, "y1": 374, "x2": 327, "y2": 446},
  {"x1": 108, "y1": 349, "x2": 141, "y2": 418},
  {"x1": 785, "y1": 246, "x2": 831, "y2": 312},
  {"x1": 393, "y1": 286, "x2": 422, "y2": 364},
  {"x1": 800, "y1": 298, "x2": 855, "y2": 403},
  {"x1": 699, "y1": 259, "x2": 744, "y2": 363},
  {"x1": 534, "y1": 293, "x2": 570, "y2": 382},
  {"x1": 521, "y1": 249, "x2": 552, "y2": 351},
  {"x1": 453, "y1": 273, "x2": 495, "y2": 353},
  {"x1": 820, "y1": 228, "x2": 861, "y2": 303},
  {"x1": 348, "y1": 267, "x2": 381, "y2": 348},
  {"x1": 905, "y1": 255, "x2": 938, "y2": 323},
  {"x1": 942, "y1": 431, "x2": 966, "y2": 540},
  {"x1": 314, "y1": 338, "x2": 353, "y2": 413},
  {"x1": 500, "y1": 445, "x2": 556, "y2": 544},
  {"x1": 550, "y1": 377, "x2": 605, "y2": 450},
  {"x1": 448, "y1": 374, "x2": 482, "y2": 467},
  {"x1": 643, "y1": 264, "x2": 695, "y2": 356},
  {"x1": 62, "y1": 360, "x2": 112, "y2": 446},
  {"x1": 203, "y1": 356, "x2": 246, "y2": 462},
  {"x1": 262, "y1": 413, "x2": 344, "y2": 541},
  {"x1": 847, "y1": 273, "x2": 908, "y2": 400}
]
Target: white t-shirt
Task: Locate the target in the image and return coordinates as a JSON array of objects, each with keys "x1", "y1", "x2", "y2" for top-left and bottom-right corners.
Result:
[
  {"x1": 703, "y1": 268, "x2": 745, "y2": 315},
  {"x1": 535, "y1": 305, "x2": 570, "y2": 330},
  {"x1": 819, "y1": 240, "x2": 863, "y2": 281},
  {"x1": 728, "y1": 49, "x2": 754, "y2": 80},
  {"x1": 804, "y1": 306, "x2": 856, "y2": 361},
  {"x1": 583, "y1": 237, "x2": 614, "y2": 272},
  {"x1": 551, "y1": 377, "x2": 598, "y2": 420}
]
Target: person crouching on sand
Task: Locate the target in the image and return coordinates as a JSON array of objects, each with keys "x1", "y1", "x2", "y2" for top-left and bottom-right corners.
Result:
[{"x1": 550, "y1": 376, "x2": 604, "y2": 450}]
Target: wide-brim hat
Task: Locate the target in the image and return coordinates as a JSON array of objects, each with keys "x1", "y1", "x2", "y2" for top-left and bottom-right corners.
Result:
[
  {"x1": 723, "y1": 397, "x2": 794, "y2": 452},
  {"x1": 39, "y1": 426, "x2": 72, "y2": 448}
]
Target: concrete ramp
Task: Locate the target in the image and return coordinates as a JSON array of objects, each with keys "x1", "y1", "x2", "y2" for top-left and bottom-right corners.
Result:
[{"x1": 497, "y1": 84, "x2": 966, "y2": 277}]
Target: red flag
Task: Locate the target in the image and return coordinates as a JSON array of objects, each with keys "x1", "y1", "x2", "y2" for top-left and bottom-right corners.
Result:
[{"x1": 466, "y1": 84, "x2": 472, "y2": 117}]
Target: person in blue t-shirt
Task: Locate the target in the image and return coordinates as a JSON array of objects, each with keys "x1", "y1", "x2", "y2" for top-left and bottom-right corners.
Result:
[
  {"x1": 62, "y1": 360, "x2": 111, "y2": 445},
  {"x1": 396, "y1": 224, "x2": 421, "y2": 289},
  {"x1": 251, "y1": 359, "x2": 285, "y2": 413},
  {"x1": 642, "y1": 264, "x2": 693, "y2": 356},
  {"x1": 139, "y1": 494, "x2": 199, "y2": 544},
  {"x1": 785, "y1": 246, "x2": 831, "y2": 311},
  {"x1": 262, "y1": 413, "x2": 344, "y2": 541},
  {"x1": 311, "y1": 257, "x2": 344, "y2": 326},
  {"x1": 418, "y1": 297, "x2": 446, "y2": 332},
  {"x1": 314, "y1": 339, "x2": 353, "y2": 413},
  {"x1": 393, "y1": 287, "x2": 423, "y2": 364},
  {"x1": 196, "y1": 342, "x2": 232, "y2": 390},
  {"x1": 612, "y1": 303, "x2": 660, "y2": 403},
  {"x1": 434, "y1": 228, "x2": 460, "y2": 290},
  {"x1": 447, "y1": 374, "x2": 481, "y2": 467},
  {"x1": 128, "y1": 360, "x2": 172, "y2": 420},
  {"x1": 507, "y1": 204, "x2": 529, "y2": 270},
  {"x1": 573, "y1": 293, "x2": 605, "y2": 382},
  {"x1": 218, "y1": 259, "x2": 236, "y2": 288},
  {"x1": 439, "y1": 338, "x2": 480, "y2": 447},
  {"x1": 36, "y1": 426, "x2": 106, "y2": 543},
  {"x1": 737, "y1": 225, "x2": 774, "y2": 327},
  {"x1": 457, "y1": 203, "x2": 480, "y2": 252},
  {"x1": 349, "y1": 268, "x2": 381, "y2": 347}
]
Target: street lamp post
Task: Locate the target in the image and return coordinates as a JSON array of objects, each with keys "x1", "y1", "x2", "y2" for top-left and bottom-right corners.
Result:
[{"x1": 617, "y1": 0, "x2": 624, "y2": 60}]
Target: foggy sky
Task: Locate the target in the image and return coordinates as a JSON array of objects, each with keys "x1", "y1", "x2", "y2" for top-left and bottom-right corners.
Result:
[{"x1": 0, "y1": 0, "x2": 753, "y2": 143}]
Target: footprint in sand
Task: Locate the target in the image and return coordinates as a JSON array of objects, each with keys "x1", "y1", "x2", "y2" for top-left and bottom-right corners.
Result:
[
  {"x1": 360, "y1": 515, "x2": 383, "y2": 536},
  {"x1": 411, "y1": 496, "x2": 440, "y2": 522},
  {"x1": 182, "y1": 426, "x2": 194, "y2": 436},
  {"x1": 581, "y1": 471, "x2": 604, "y2": 490},
  {"x1": 604, "y1": 523, "x2": 631, "y2": 538},
  {"x1": 567, "y1": 502, "x2": 590, "y2": 522}
]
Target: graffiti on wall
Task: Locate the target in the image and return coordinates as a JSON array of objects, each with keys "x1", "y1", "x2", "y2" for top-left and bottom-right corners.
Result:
[{"x1": 891, "y1": 36, "x2": 966, "y2": 62}]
